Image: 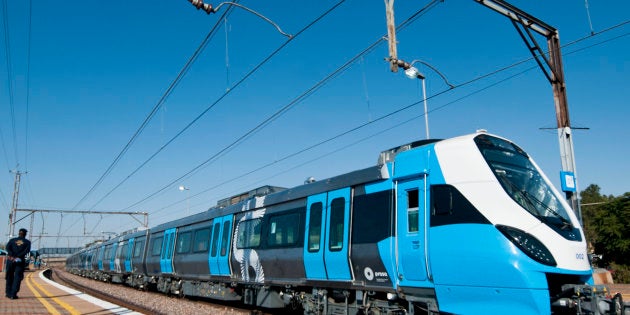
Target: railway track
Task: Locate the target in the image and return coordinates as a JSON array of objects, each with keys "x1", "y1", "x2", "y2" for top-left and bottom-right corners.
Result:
[{"x1": 50, "y1": 268, "x2": 268, "y2": 315}]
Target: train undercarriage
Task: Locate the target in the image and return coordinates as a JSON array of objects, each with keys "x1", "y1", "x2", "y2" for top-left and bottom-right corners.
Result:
[{"x1": 69, "y1": 269, "x2": 629, "y2": 315}]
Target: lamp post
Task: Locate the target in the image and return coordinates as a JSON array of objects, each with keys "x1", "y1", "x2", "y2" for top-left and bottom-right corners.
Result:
[
  {"x1": 187, "y1": 0, "x2": 292, "y2": 38},
  {"x1": 389, "y1": 58, "x2": 454, "y2": 140},
  {"x1": 404, "y1": 68, "x2": 430, "y2": 139},
  {"x1": 179, "y1": 185, "x2": 190, "y2": 216}
]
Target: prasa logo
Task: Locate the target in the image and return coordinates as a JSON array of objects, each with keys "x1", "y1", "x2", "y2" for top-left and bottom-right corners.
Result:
[
  {"x1": 375, "y1": 271, "x2": 388, "y2": 277},
  {"x1": 364, "y1": 268, "x2": 389, "y2": 281}
]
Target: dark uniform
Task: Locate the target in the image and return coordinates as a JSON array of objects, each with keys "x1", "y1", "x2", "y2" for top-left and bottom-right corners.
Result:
[{"x1": 5, "y1": 228, "x2": 31, "y2": 299}]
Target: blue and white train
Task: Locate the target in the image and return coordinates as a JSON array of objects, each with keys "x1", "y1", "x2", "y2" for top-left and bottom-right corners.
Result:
[{"x1": 66, "y1": 131, "x2": 619, "y2": 314}]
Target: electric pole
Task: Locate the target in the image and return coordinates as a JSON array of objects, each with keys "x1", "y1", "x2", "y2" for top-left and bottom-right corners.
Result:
[
  {"x1": 474, "y1": 0, "x2": 582, "y2": 223},
  {"x1": 385, "y1": 0, "x2": 398, "y2": 72},
  {"x1": 8, "y1": 170, "x2": 24, "y2": 240},
  {"x1": 383, "y1": 0, "x2": 582, "y2": 223}
]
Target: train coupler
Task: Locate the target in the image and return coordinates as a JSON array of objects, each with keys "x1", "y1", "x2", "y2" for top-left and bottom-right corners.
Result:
[{"x1": 551, "y1": 284, "x2": 628, "y2": 315}]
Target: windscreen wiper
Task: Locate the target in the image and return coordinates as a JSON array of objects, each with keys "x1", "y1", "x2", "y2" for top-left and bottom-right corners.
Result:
[{"x1": 521, "y1": 190, "x2": 572, "y2": 230}]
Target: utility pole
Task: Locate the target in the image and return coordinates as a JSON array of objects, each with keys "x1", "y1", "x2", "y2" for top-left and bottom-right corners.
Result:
[
  {"x1": 385, "y1": 0, "x2": 398, "y2": 72},
  {"x1": 8, "y1": 170, "x2": 24, "y2": 240},
  {"x1": 383, "y1": 0, "x2": 582, "y2": 223},
  {"x1": 473, "y1": 0, "x2": 582, "y2": 223}
]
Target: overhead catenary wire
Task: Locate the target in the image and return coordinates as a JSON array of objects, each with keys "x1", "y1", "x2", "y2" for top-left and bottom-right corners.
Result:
[
  {"x1": 70, "y1": 2, "x2": 241, "y2": 210},
  {"x1": 125, "y1": 62, "x2": 536, "y2": 227},
  {"x1": 24, "y1": 0, "x2": 32, "y2": 172},
  {"x1": 67, "y1": 7, "x2": 630, "y2": 236},
  {"x1": 121, "y1": 22, "x2": 630, "y2": 223},
  {"x1": 118, "y1": 1, "x2": 627, "y2": 214},
  {"x1": 116, "y1": 0, "x2": 439, "y2": 212},
  {"x1": 61, "y1": 2, "x2": 243, "y2": 237},
  {"x1": 2, "y1": 0, "x2": 19, "y2": 169},
  {"x1": 0, "y1": 127, "x2": 10, "y2": 172},
  {"x1": 584, "y1": 0, "x2": 595, "y2": 35},
  {"x1": 90, "y1": 0, "x2": 349, "y2": 211},
  {"x1": 62, "y1": 0, "x2": 342, "y2": 236}
]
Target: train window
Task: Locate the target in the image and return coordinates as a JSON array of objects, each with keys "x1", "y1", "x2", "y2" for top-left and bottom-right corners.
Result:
[
  {"x1": 221, "y1": 221, "x2": 231, "y2": 256},
  {"x1": 176, "y1": 232, "x2": 192, "y2": 254},
  {"x1": 120, "y1": 243, "x2": 128, "y2": 260},
  {"x1": 193, "y1": 228, "x2": 211, "y2": 253},
  {"x1": 161, "y1": 236, "x2": 168, "y2": 259},
  {"x1": 236, "y1": 219, "x2": 262, "y2": 249},
  {"x1": 329, "y1": 197, "x2": 345, "y2": 252},
  {"x1": 308, "y1": 202, "x2": 323, "y2": 252},
  {"x1": 432, "y1": 185, "x2": 453, "y2": 216},
  {"x1": 117, "y1": 243, "x2": 125, "y2": 259},
  {"x1": 166, "y1": 234, "x2": 175, "y2": 259},
  {"x1": 211, "y1": 223, "x2": 221, "y2": 257},
  {"x1": 151, "y1": 237, "x2": 163, "y2": 256},
  {"x1": 103, "y1": 247, "x2": 111, "y2": 261},
  {"x1": 352, "y1": 190, "x2": 393, "y2": 244},
  {"x1": 430, "y1": 185, "x2": 490, "y2": 227},
  {"x1": 267, "y1": 212, "x2": 300, "y2": 247},
  {"x1": 133, "y1": 240, "x2": 145, "y2": 258},
  {"x1": 408, "y1": 189, "x2": 419, "y2": 233}
]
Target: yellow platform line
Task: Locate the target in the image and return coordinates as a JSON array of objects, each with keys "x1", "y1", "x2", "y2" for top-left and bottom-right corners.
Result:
[
  {"x1": 25, "y1": 272, "x2": 62, "y2": 315},
  {"x1": 26, "y1": 272, "x2": 81, "y2": 315}
]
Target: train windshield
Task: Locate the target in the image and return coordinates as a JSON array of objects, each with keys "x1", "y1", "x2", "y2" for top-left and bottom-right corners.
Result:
[{"x1": 474, "y1": 135, "x2": 575, "y2": 232}]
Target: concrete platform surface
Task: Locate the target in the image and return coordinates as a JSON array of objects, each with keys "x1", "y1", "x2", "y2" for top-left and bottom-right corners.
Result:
[{"x1": 0, "y1": 269, "x2": 141, "y2": 314}]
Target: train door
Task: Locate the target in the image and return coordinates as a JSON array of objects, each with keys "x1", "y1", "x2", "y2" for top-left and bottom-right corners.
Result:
[
  {"x1": 304, "y1": 193, "x2": 327, "y2": 279},
  {"x1": 396, "y1": 178, "x2": 428, "y2": 284},
  {"x1": 125, "y1": 238, "x2": 134, "y2": 272},
  {"x1": 209, "y1": 214, "x2": 232, "y2": 276},
  {"x1": 303, "y1": 187, "x2": 352, "y2": 281},
  {"x1": 133, "y1": 236, "x2": 147, "y2": 275},
  {"x1": 114, "y1": 241, "x2": 123, "y2": 273},
  {"x1": 160, "y1": 228, "x2": 176, "y2": 274},
  {"x1": 98, "y1": 245, "x2": 105, "y2": 271}
]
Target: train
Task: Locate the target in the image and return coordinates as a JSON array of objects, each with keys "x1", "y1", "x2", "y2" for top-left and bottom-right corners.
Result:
[{"x1": 66, "y1": 131, "x2": 622, "y2": 314}]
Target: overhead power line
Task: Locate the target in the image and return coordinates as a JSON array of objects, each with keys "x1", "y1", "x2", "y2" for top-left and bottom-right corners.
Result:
[
  {"x1": 121, "y1": 18, "x2": 629, "y2": 217},
  {"x1": 24, "y1": 0, "x2": 32, "y2": 172},
  {"x1": 84, "y1": 2, "x2": 627, "y2": 218},
  {"x1": 116, "y1": 1, "x2": 442, "y2": 211},
  {"x1": 71, "y1": 2, "x2": 241, "y2": 210},
  {"x1": 2, "y1": 0, "x2": 19, "y2": 169},
  {"x1": 91, "y1": 0, "x2": 349, "y2": 211}
]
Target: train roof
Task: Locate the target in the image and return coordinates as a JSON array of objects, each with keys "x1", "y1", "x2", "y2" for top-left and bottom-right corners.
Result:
[
  {"x1": 149, "y1": 138, "x2": 453, "y2": 232},
  {"x1": 378, "y1": 138, "x2": 442, "y2": 164}
]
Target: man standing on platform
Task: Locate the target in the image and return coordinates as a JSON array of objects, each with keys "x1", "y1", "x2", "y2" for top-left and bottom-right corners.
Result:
[{"x1": 5, "y1": 228, "x2": 31, "y2": 299}]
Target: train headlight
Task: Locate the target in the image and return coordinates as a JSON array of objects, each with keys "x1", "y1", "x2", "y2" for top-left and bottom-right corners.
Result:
[{"x1": 496, "y1": 225, "x2": 557, "y2": 267}]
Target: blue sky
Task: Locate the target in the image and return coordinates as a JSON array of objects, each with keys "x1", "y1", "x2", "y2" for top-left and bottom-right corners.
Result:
[{"x1": 1, "y1": 0, "x2": 628, "y2": 248}]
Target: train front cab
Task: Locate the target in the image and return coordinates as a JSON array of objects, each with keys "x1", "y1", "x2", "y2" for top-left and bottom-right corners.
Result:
[{"x1": 420, "y1": 133, "x2": 595, "y2": 314}]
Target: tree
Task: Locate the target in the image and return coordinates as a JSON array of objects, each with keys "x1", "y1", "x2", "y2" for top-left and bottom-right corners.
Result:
[
  {"x1": 591, "y1": 192, "x2": 630, "y2": 264},
  {"x1": 580, "y1": 185, "x2": 630, "y2": 282},
  {"x1": 580, "y1": 184, "x2": 608, "y2": 248}
]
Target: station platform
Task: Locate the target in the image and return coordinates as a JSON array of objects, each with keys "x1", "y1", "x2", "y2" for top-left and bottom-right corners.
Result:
[{"x1": 0, "y1": 269, "x2": 141, "y2": 314}]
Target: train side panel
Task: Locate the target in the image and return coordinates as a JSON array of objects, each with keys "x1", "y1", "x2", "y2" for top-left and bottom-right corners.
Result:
[
  {"x1": 145, "y1": 231, "x2": 164, "y2": 276},
  {"x1": 173, "y1": 220, "x2": 213, "y2": 280}
]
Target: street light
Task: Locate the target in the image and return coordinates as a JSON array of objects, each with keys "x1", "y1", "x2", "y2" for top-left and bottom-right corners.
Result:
[
  {"x1": 187, "y1": 0, "x2": 292, "y2": 38},
  {"x1": 404, "y1": 67, "x2": 430, "y2": 139},
  {"x1": 387, "y1": 58, "x2": 454, "y2": 140},
  {"x1": 179, "y1": 185, "x2": 190, "y2": 216}
]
